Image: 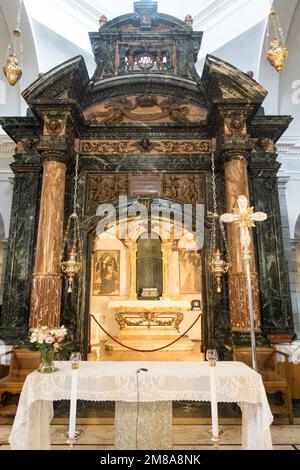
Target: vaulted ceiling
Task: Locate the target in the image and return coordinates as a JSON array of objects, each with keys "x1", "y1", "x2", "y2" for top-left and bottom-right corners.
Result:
[{"x1": 24, "y1": 0, "x2": 272, "y2": 58}]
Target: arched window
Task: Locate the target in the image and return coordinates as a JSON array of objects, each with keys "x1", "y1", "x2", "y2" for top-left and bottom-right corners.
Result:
[{"x1": 136, "y1": 233, "x2": 163, "y2": 297}]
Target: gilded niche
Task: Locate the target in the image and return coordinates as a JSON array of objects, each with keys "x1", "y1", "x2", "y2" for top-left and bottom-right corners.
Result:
[{"x1": 84, "y1": 96, "x2": 207, "y2": 124}]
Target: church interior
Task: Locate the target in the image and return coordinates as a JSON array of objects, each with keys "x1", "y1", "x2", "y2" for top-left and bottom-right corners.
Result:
[{"x1": 0, "y1": 0, "x2": 300, "y2": 452}]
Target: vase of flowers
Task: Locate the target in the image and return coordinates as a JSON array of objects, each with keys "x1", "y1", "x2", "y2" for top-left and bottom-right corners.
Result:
[{"x1": 29, "y1": 325, "x2": 69, "y2": 373}]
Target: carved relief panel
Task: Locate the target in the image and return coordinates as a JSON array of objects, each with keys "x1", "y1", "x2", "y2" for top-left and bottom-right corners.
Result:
[
  {"x1": 163, "y1": 174, "x2": 205, "y2": 205},
  {"x1": 85, "y1": 172, "x2": 205, "y2": 215},
  {"x1": 86, "y1": 174, "x2": 128, "y2": 215},
  {"x1": 84, "y1": 96, "x2": 207, "y2": 124}
]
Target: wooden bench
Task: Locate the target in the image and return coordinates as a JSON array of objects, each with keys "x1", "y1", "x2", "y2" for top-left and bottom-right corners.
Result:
[
  {"x1": 0, "y1": 348, "x2": 41, "y2": 415},
  {"x1": 225, "y1": 345, "x2": 293, "y2": 424}
]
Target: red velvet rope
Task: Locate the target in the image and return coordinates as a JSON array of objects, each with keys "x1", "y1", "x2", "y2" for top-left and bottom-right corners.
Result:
[{"x1": 90, "y1": 313, "x2": 202, "y2": 353}]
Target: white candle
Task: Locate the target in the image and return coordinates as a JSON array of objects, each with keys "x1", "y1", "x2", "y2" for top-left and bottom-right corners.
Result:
[
  {"x1": 209, "y1": 366, "x2": 219, "y2": 438},
  {"x1": 68, "y1": 368, "x2": 78, "y2": 440}
]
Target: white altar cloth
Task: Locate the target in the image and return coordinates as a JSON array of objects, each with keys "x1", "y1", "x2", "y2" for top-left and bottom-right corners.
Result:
[
  {"x1": 275, "y1": 341, "x2": 300, "y2": 364},
  {"x1": 9, "y1": 361, "x2": 273, "y2": 450}
]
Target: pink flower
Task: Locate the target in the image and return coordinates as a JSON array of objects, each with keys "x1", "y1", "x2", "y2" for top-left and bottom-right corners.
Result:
[
  {"x1": 53, "y1": 343, "x2": 60, "y2": 349},
  {"x1": 45, "y1": 336, "x2": 54, "y2": 344}
]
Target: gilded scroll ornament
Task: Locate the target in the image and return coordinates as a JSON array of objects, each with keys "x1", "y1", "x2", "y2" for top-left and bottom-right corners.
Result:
[{"x1": 81, "y1": 139, "x2": 211, "y2": 155}]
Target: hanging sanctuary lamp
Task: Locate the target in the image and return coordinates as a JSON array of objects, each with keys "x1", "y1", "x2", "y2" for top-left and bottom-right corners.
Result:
[
  {"x1": 60, "y1": 153, "x2": 82, "y2": 293},
  {"x1": 209, "y1": 152, "x2": 230, "y2": 293},
  {"x1": 3, "y1": 0, "x2": 24, "y2": 86},
  {"x1": 266, "y1": 9, "x2": 288, "y2": 72}
]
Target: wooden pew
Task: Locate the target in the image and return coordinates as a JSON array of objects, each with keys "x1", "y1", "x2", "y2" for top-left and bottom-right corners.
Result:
[{"x1": 0, "y1": 348, "x2": 41, "y2": 415}]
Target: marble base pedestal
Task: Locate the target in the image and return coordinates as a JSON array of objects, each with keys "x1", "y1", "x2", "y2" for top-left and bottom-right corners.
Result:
[
  {"x1": 105, "y1": 326, "x2": 194, "y2": 351},
  {"x1": 115, "y1": 401, "x2": 173, "y2": 450}
]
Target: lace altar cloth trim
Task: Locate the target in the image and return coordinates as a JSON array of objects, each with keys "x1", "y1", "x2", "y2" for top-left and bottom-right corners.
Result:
[
  {"x1": 275, "y1": 341, "x2": 300, "y2": 364},
  {"x1": 9, "y1": 361, "x2": 273, "y2": 450}
]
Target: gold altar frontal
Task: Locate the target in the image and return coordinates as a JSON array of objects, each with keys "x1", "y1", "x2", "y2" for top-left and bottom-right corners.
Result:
[{"x1": 106, "y1": 300, "x2": 195, "y2": 351}]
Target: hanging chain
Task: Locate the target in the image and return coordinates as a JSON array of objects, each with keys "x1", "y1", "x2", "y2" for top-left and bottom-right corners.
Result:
[
  {"x1": 209, "y1": 151, "x2": 218, "y2": 261},
  {"x1": 15, "y1": 0, "x2": 23, "y2": 30},
  {"x1": 267, "y1": 8, "x2": 286, "y2": 51},
  {"x1": 13, "y1": 0, "x2": 23, "y2": 54},
  {"x1": 210, "y1": 151, "x2": 231, "y2": 266},
  {"x1": 60, "y1": 152, "x2": 82, "y2": 262},
  {"x1": 72, "y1": 152, "x2": 79, "y2": 215}
]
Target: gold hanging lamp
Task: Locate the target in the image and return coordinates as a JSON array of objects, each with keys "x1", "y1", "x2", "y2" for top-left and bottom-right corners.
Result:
[
  {"x1": 209, "y1": 152, "x2": 230, "y2": 293},
  {"x1": 60, "y1": 153, "x2": 82, "y2": 293},
  {"x1": 266, "y1": 9, "x2": 288, "y2": 72},
  {"x1": 3, "y1": 0, "x2": 24, "y2": 86}
]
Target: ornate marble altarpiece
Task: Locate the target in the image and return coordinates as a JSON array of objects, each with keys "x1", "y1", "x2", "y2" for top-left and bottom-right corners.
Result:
[{"x1": 0, "y1": 0, "x2": 295, "y2": 354}]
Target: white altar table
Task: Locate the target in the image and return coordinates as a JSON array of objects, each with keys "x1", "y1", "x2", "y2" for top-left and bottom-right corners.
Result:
[{"x1": 9, "y1": 361, "x2": 273, "y2": 450}]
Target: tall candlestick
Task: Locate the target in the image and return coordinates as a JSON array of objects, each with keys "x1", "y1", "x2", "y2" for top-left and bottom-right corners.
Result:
[
  {"x1": 206, "y1": 349, "x2": 220, "y2": 446},
  {"x1": 209, "y1": 366, "x2": 219, "y2": 439},
  {"x1": 68, "y1": 368, "x2": 78, "y2": 442}
]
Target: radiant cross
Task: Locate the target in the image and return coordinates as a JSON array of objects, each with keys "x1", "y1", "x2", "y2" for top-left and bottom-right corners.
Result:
[{"x1": 221, "y1": 195, "x2": 267, "y2": 371}]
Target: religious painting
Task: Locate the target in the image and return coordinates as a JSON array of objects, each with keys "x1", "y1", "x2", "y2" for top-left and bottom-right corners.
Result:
[
  {"x1": 93, "y1": 251, "x2": 120, "y2": 296},
  {"x1": 179, "y1": 250, "x2": 201, "y2": 294}
]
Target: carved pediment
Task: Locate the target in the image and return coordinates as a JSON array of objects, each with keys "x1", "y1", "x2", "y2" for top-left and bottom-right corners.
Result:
[{"x1": 84, "y1": 96, "x2": 207, "y2": 125}]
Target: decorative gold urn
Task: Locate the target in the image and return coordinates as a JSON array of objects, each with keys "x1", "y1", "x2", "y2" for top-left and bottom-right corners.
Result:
[
  {"x1": 267, "y1": 38, "x2": 288, "y2": 72},
  {"x1": 3, "y1": 54, "x2": 22, "y2": 86},
  {"x1": 61, "y1": 247, "x2": 81, "y2": 293},
  {"x1": 210, "y1": 248, "x2": 229, "y2": 293}
]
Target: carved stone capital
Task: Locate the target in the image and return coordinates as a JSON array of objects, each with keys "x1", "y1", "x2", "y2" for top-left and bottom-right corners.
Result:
[
  {"x1": 221, "y1": 149, "x2": 248, "y2": 163},
  {"x1": 38, "y1": 136, "x2": 69, "y2": 161},
  {"x1": 41, "y1": 151, "x2": 68, "y2": 165}
]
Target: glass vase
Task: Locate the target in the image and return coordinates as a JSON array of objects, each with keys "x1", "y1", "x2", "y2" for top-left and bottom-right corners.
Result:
[{"x1": 38, "y1": 348, "x2": 57, "y2": 373}]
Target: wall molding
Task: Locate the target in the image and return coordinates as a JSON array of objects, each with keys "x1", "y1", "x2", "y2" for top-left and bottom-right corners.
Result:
[{"x1": 0, "y1": 135, "x2": 15, "y2": 155}]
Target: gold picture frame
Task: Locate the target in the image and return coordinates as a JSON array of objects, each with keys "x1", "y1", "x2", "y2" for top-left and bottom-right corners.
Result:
[
  {"x1": 179, "y1": 250, "x2": 201, "y2": 294},
  {"x1": 92, "y1": 250, "x2": 120, "y2": 296}
]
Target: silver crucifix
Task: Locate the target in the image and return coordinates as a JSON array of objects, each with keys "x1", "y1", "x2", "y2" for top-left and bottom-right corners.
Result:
[{"x1": 220, "y1": 195, "x2": 267, "y2": 371}]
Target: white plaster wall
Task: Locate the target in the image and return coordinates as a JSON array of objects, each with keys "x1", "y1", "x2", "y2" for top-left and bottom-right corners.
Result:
[
  {"x1": 31, "y1": 20, "x2": 95, "y2": 77},
  {"x1": 278, "y1": 1, "x2": 300, "y2": 136},
  {"x1": 0, "y1": 0, "x2": 39, "y2": 116},
  {"x1": 197, "y1": 21, "x2": 266, "y2": 78},
  {"x1": 0, "y1": 7, "x2": 21, "y2": 118}
]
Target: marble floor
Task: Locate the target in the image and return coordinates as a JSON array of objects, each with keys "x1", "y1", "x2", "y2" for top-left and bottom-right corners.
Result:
[{"x1": 0, "y1": 424, "x2": 299, "y2": 450}]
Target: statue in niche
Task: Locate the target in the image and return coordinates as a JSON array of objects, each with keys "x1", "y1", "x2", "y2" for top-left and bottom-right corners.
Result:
[
  {"x1": 127, "y1": 48, "x2": 136, "y2": 71},
  {"x1": 154, "y1": 50, "x2": 166, "y2": 70}
]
